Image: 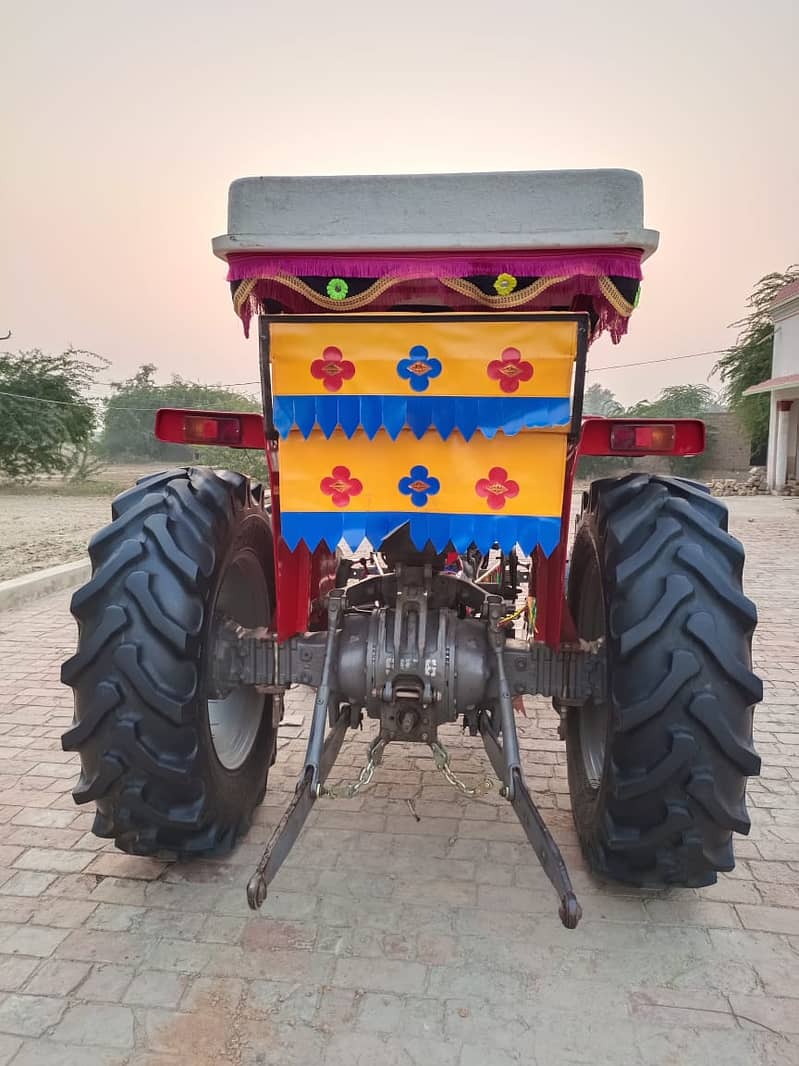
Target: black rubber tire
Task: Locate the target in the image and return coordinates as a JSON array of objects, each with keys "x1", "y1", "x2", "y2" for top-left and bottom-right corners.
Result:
[
  {"x1": 61, "y1": 467, "x2": 276, "y2": 856},
  {"x1": 565, "y1": 473, "x2": 762, "y2": 887}
]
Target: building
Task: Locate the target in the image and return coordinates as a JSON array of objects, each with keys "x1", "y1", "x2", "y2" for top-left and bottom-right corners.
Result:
[{"x1": 743, "y1": 279, "x2": 799, "y2": 490}]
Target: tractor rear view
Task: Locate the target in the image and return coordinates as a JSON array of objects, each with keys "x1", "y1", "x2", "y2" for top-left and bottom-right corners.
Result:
[{"x1": 61, "y1": 170, "x2": 762, "y2": 927}]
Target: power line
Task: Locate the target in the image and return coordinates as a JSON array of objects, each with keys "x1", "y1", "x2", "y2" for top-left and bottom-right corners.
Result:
[
  {"x1": 0, "y1": 346, "x2": 731, "y2": 412},
  {"x1": 0, "y1": 389, "x2": 190, "y2": 413},
  {"x1": 587, "y1": 348, "x2": 726, "y2": 374}
]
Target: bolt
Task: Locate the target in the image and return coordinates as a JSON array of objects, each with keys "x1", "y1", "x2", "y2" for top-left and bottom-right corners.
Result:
[
  {"x1": 421, "y1": 732, "x2": 428, "y2": 742},
  {"x1": 499, "y1": 785, "x2": 509, "y2": 799}
]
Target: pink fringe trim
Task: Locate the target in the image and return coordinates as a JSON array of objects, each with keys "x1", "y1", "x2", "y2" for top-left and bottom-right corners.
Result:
[
  {"x1": 237, "y1": 275, "x2": 635, "y2": 345},
  {"x1": 226, "y1": 248, "x2": 643, "y2": 283}
]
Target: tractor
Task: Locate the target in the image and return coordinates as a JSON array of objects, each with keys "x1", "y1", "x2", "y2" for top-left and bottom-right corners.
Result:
[{"x1": 61, "y1": 170, "x2": 762, "y2": 928}]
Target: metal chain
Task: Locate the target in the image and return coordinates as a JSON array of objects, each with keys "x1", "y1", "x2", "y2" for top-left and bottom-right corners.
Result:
[
  {"x1": 318, "y1": 738, "x2": 387, "y2": 800},
  {"x1": 430, "y1": 741, "x2": 493, "y2": 797},
  {"x1": 320, "y1": 736, "x2": 492, "y2": 801}
]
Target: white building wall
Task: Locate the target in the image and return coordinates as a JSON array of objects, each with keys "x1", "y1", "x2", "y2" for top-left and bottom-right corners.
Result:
[
  {"x1": 772, "y1": 311, "x2": 799, "y2": 378},
  {"x1": 767, "y1": 292, "x2": 799, "y2": 489}
]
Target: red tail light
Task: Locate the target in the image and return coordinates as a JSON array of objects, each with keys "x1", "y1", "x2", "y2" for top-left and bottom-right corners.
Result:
[
  {"x1": 579, "y1": 418, "x2": 705, "y2": 457},
  {"x1": 182, "y1": 415, "x2": 242, "y2": 445},
  {"x1": 609, "y1": 423, "x2": 677, "y2": 452},
  {"x1": 155, "y1": 409, "x2": 266, "y2": 449}
]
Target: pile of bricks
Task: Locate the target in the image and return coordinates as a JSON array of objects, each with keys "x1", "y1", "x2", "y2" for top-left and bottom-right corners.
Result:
[
  {"x1": 775, "y1": 477, "x2": 799, "y2": 497},
  {"x1": 708, "y1": 467, "x2": 769, "y2": 497}
]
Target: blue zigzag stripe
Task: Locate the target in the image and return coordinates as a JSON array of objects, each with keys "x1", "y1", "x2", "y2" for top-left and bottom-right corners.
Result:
[
  {"x1": 273, "y1": 395, "x2": 570, "y2": 441},
  {"x1": 280, "y1": 512, "x2": 562, "y2": 556}
]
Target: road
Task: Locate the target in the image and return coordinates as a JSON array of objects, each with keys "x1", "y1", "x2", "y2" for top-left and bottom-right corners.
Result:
[{"x1": 0, "y1": 495, "x2": 797, "y2": 1065}]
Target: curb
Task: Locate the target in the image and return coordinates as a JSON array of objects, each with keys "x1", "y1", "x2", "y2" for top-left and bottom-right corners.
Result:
[{"x1": 0, "y1": 559, "x2": 90, "y2": 612}]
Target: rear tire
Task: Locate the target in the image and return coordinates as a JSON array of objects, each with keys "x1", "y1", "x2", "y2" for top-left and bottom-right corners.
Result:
[
  {"x1": 61, "y1": 467, "x2": 276, "y2": 856},
  {"x1": 565, "y1": 473, "x2": 762, "y2": 887}
]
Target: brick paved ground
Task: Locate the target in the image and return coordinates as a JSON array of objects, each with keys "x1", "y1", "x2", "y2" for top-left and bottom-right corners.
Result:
[{"x1": 0, "y1": 495, "x2": 797, "y2": 1065}]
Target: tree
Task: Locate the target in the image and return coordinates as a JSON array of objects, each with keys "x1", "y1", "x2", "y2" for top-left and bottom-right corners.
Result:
[
  {"x1": 626, "y1": 383, "x2": 720, "y2": 420},
  {"x1": 0, "y1": 347, "x2": 104, "y2": 480},
  {"x1": 583, "y1": 382, "x2": 623, "y2": 417},
  {"x1": 714, "y1": 267, "x2": 799, "y2": 457},
  {"x1": 98, "y1": 365, "x2": 267, "y2": 480}
]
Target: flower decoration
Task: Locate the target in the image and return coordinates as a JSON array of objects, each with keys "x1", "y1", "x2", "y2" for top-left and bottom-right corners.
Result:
[
  {"x1": 396, "y1": 345, "x2": 443, "y2": 393},
  {"x1": 486, "y1": 346, "x2": 534, "y2": 394},
  {"x1": 320, "y1": 465, "x2": 363, "y2": 508},
  {"x1": 310, "y1": 346, "x2": 355, "y2": 392},
  {"x1": 475, "y1": 466, "x2": 520, "y2": 511},
  {"x1": 326, "y1": 278, "x2": 349, "y2": 301},
  {"x1": 398, "y1": 465, "x2": 441, "y2": 507},
  {"x1": 493, "y1": 273, "x2": 518, "y2": 296}
]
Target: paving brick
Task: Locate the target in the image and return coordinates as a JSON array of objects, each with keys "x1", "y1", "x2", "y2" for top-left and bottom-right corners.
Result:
[
  {"x1": 643, "y1": 899, "x2": 742, "y2": 928},
  {"x1": 0, "y1": 924, "x2": 69, "y2": 957},
  {"x1": 180, "y1": 975, "x2": 245, "y2": 1014},
  {"x1": 196, "y1": 914, "x2": 245, "y2": 944},
  {"x1": 0, "y1": 872, "x2": 57, "y2": 898},
  {"x1": 74, "y1": 963, "x2": 135, "y2": 1002},
  {"x1": 85, "y1": 853, "x2": 168, "y2": 880},
  {"x1": 332, "y1": 957, "x2": 428, "y2": 995},
  {"x1": 55, "y1": 928, "x2": 148, "y2": 967},
  {"x1": 52, "y1": 1003, "x2": 134, "y2": 1048},
  {"x1": 629, "y1": 988, "x2": 737, "y2": 1029},
  {"x1": 0, "y1": 995, "x2": 66, "y2": 1037},
  {"x1": 324, "y1": 1032, "x2": 460, "y2": 1066},
  {"x1": 736, "y1": 904, "x2": 799, "y2": 935},
  {"x1": 241, "y1": 917, "x2": 316, "y2": 951},
  {"x1": 731, "y1": 994, "x2": 799, "y2": 1034},
  {"x1": 0, "y1": 1035, "x2": 22, "y2": 1066},
  {"x1": 238, "y1": 1018, "x2": 326, "y2": 1066},
  {"x1": 244, "y1": 978, "x2": 319, "y2": 1023},
  {"x1": 356, "y1": 992, "x2": 444, "y2": 1036},
  {"x1": 0, "y1": 955, "x2": 41, "y2": 992},
  {"x1": 143, "y1": 1008, "x2": 234, "y2": 1058},
  {"x1": 12, "y1": 848, "x2": 94, "y2": 874},
  {"x1": 123, "y1": 970, "x2": 187, "y2": 1008},
  {"x1": 29, "y1": 898, "x2": 97, "y2": 928},
  {"x1": 459, "y1": 1047, "x2": 521, "y2": 1066},
  {"x1": 23, "y1": 960, "x2": 90, "y2": 996},
  {"x1": 85, "y1": 901, "x2": 144, "y2": 931}
]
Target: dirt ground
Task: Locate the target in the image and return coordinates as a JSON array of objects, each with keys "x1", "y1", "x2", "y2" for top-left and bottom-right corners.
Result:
[{"x1": 0, "y1": 464, "x2": 166, "y2": 581}]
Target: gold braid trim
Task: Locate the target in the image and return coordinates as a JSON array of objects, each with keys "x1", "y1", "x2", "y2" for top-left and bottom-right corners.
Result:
[
  {"x1": 252, "y1": 272, "x2": 421, "y2": 311},
  {"x1": 232, "y1": 271, "x2": 634, "y2": 317},
  {"x1": 439, "y1": 276, "x2": 570, "y2": 307},
  {"x1": 598, "y1": 276, "x2": 634, "y2": 317},
  {"x1": 233, "y1": 278, "x2": 258, "y2": 314}
]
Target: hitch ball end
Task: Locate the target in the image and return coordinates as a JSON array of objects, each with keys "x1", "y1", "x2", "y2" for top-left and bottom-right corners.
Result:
[
  {"x1": 559, "y1": 892, "x2": 582, "y2": 930},
  {"x1": 246, "y1": 875, "x2": 268, "y2": 911}
]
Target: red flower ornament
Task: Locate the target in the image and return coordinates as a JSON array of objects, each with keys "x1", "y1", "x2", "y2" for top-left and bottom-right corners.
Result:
[
  {"x1": 486, "y1": 347, "x2": 533, "y2": 394},
  {"x1": 475, "y1": 467, "x2": 520, "y2": 511},
  {"x1": 320, "y1": 465, "x2": 363, "y2": 508},
  {"x1": 310, "y1": 346, "x2": 355, "y2": 393}
]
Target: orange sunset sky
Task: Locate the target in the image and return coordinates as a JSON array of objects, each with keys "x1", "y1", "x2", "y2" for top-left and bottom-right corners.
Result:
[{"x1": 1, "y1": 0, "x2": 797, "y2": 406}]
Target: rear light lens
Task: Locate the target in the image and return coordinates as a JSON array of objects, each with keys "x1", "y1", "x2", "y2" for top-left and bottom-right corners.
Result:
[
  {"x1": 155, "y1": 408, "x2": 267, "y2": 449},
  {"x1": 610, "y1": 423, "x2": 676, "y2": 453},
  {"x1": 182, "y1": 415, "x2": 242, "y2": 446}
]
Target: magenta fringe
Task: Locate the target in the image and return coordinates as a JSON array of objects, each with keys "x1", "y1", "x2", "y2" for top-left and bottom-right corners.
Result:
[
  {"x1": 226, "y1": 248, "x2": 643, "y2": 283},
  {"x1": 237, "y1": 274, "x2": 635, "y2": 345}
]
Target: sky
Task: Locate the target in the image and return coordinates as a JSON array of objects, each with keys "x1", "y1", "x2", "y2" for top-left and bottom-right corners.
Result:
[{"x1": 1, "y1": 0, "x2": 797, "y2": 407}]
